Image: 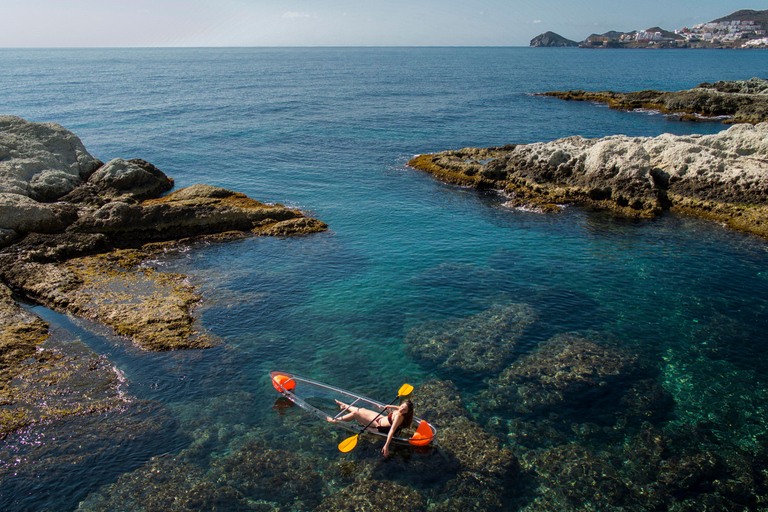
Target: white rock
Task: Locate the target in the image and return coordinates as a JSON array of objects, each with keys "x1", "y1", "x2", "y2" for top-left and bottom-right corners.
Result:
[{"x1": 0, "y1": 115, "x2": 101, "y2": 201}]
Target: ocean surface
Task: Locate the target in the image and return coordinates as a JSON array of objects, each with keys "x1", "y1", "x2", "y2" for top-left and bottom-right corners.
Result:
[{"x1": 1, "y1": 47, "x2": 768, "y2": 511}]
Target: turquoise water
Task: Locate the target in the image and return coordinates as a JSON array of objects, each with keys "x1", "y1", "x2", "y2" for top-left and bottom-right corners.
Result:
[{"x1": 2, "y1": 48, "x2": 768, "y2": 510}]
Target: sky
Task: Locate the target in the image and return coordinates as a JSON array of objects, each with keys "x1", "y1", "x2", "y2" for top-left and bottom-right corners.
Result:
[{"x1": 0, "y1": 1, "x2": 759, "y2": 47}]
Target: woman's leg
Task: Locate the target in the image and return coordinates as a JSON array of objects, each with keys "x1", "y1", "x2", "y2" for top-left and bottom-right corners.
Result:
[{"x1": 333, "y1": 400, "x2": 382, "y2": 427}]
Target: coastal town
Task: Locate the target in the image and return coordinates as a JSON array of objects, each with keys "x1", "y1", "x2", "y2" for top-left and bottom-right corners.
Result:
[{"x1": 531, "y1": 8, "x2": 768, "y2": 48}]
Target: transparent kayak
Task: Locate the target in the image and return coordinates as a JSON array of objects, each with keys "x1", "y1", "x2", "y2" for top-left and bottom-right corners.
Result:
[{"x1": 270, "y1": 371, "x2": 436, "y2": 446}]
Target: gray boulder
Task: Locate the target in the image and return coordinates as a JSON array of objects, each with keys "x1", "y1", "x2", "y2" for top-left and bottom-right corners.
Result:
[
  {"x1": 0, "y1": 115, "x2": 102, "y2": 201},
  {"x1": 0, "y1": 193, "x2": 78, "y2": 245},
  {"x1": 87, "y1": 158, "x2": 173, "y2": 201}
]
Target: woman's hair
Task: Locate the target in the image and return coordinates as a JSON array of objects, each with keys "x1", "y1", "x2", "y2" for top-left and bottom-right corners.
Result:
[{"x1": 400, "y1": 399, "x2": 414, "y2": 429}]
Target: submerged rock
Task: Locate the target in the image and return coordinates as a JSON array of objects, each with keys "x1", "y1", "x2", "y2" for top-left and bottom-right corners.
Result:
[
  {"x1": 479, "y1": 334, "x2": 638, "y2": 420},
  {"x1": 409, "y1": 122, "x2": 768, "y2": 237},
  {"x1": 404, "y1": 302, "x2": 537, "y2": 373}
]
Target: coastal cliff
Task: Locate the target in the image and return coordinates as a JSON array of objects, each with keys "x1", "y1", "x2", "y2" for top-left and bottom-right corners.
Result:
[
  {"x1": 408, "y1": 122, "x2": 768, "y2": 238},
  {"x1": 0, "y1": 116, "x2": 327, "y2": 438}
]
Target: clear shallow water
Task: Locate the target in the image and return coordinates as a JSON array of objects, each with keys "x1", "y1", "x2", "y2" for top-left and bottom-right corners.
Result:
[{"x1": 1, "y1": 47, "x2": 768, "y2": 510}]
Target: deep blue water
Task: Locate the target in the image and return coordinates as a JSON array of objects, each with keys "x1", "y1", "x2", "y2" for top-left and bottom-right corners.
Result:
[{"x1": 2, "y1": 47, "x2": 768, "y2": 511}]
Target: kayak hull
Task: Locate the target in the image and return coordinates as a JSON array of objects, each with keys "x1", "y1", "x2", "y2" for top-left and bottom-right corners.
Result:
[{"x1": 270, "y1": 371, "x2": 436, "y2": 446}]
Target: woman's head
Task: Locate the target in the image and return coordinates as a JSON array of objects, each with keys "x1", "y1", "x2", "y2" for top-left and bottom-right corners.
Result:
[{"x1": 398, "y1": 399, "x2": 414, "y2": 429}]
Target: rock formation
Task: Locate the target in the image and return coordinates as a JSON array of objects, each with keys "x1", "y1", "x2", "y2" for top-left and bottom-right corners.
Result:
[
  {"x1": 0, "y1": 116, "x2": 327, "y2": 439},
  {"x1": 529, "y1": 31, "x2": 578, "y2": 47},
  {"x1": 408, "y1": 122, "x2": 768, "y2": 238},
  {"x1": 540, "y1": 78, "x2": 768, "y2": 124}
]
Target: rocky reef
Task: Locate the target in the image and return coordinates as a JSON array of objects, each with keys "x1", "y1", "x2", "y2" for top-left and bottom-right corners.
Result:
[
  {"x1": 404, "y1": 301, "x2": 537, "y2": 373},
  {"x1": 76, "y1": 379, "x2": 525, "y2": 512},
  {"x1": 408, "y1": 122, "x2": 768, "y2": 238},
  {"x1": 540, "y1": 78, "x2": 768, "y2": 124},
  {"x1": 0, "y1": 116, "x2": 326, "y2": 439}
]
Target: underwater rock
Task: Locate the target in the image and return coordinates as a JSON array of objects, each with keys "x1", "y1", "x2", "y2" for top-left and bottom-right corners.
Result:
[
  {"x1": 411, "y1": 380, "x2": 523, "y2": 511},
  {"x1": 76, "y1": 455, "x2": 262, "y2": 512},
  {"x1": 314, "y1": 480, "x2": 428, "y2": 512},
  {"x1": 215, "y1": 439, "x2": 327, "y2": 510},
  {"x1": 514, "y1": 415, "x2": 768, "y2": 511},
  {"x1": 523, "y1": 443, "x2": 634, "y2": 510},
  {"x1": 478, "y1": 332, "x2": 641, "y2": 417},
  {"x1": 404, "y1": 302, "x2": 537, "y2": 373},
  {"x1": 409, "y1": 122, "x2": 768, "y2": 238}
]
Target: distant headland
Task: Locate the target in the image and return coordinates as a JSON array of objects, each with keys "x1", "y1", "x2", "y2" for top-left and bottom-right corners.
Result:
[{"x1": 531, "y1": 9, "x2": 768, "y2": 49}]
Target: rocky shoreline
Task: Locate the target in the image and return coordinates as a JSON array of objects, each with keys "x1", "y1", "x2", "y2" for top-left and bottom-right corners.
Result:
[
  {"x1": 0, "y1": 116, "x2": 327, "y2": 438},
  {"x1": 540, "y1": 78, "x2": 768, "y2": 124},
  {"x1": 408, "y1": 121, "x2": 768, "y2": 238}
]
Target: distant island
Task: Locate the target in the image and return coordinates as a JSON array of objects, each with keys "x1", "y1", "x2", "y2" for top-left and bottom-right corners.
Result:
[{"x1": 531, "y1": 9, "x2": 768, "y2": 49}]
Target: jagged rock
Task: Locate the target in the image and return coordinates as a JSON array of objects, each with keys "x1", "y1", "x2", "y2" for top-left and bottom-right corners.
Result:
[
  {"x1": 409, "y1": 122, "x2": 768, "y2": 237},
  {"x1": 67, "y1": 184, "x2": 319, "y2": 242},
  {"x1": 541, "y1": 78, "x2": 768, "y2": 124},
  {"x1": 0, "y1": 115, "x2": 102, "y2": 201}
]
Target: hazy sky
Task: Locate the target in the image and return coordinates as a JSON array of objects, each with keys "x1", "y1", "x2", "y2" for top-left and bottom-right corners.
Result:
[{"x1": 0, "y1": 1, "x2": 758, "y2": 47}]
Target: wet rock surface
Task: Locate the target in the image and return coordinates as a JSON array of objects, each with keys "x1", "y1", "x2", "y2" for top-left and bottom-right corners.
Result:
[{"x1": 408, "y1": 122, "x2": 768, "y2": 238}]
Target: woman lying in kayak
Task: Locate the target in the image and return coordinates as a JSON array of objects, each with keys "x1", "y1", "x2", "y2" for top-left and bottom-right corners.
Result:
[{"x1": 329, "y1": 399, "x2": 414, "y2": 456}]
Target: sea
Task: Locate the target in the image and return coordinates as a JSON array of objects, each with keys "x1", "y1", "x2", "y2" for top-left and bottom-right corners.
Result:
[{"x1": 1, "y1": 47, "x2": 768, "y2": 511}]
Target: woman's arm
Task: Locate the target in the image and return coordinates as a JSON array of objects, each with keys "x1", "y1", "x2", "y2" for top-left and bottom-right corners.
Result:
[{"x1": 382, "y1": 413, "x2": 402, "y2": 457}]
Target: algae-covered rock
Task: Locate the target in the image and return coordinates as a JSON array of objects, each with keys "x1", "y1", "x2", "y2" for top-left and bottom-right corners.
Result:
[
  {"x1": 404, "y1": 302, "x2": 537, "y2": 373},
  {"x1": 542, "y1": 79, "x2": 768, "y2": 124},
  {"x1": 314, "y1": 480, "x2": 428, "y2": 512},
  {"x1": 76, "y1": 455, "x2": 260, "y2": 512},
  {"x1": 409, "y1": 122, "x2": 768, "y2": 238},
  {"x1": 0, "y1": 118, "x2": 327, "y2": 356},
  {"x1": 215, "y1": 439, "x2": 327, "y2": 509},
  {"x1": 410, "y1": 380, "x2": 523, "y2": 512},
  {"x1": 478, "y1": 333, "x2": 641, "y2": 417}
]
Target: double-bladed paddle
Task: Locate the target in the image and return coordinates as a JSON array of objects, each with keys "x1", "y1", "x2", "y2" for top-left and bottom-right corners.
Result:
[{"x1": 337, "y1": 383, "x2": 414, "y2": 453}]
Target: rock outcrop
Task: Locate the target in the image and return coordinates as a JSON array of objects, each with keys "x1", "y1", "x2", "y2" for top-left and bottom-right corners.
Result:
[
  {"x1": 540, "y1": 78, "x2": 768, "y2": 124},
  {"x1": 529, "y1": 31, "x2": 578, "y2": 47},
  {"x1": 0, "y1": 116, "x2": 327, "y2": 438},
  {"x1": 408, "y1": 122, "x2": 768, "y2": 238},
  {"x1": 0, "y1": 116, "x2": 103, "y2": 201}
]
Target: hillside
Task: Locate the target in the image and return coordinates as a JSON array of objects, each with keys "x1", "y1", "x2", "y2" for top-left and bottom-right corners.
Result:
[
  {"x1": 714, "y1": 9, "x2": 768, "y2": 31},
  {"x1": 530, "y1": 9, "x2": 768, "y2": 48}
]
